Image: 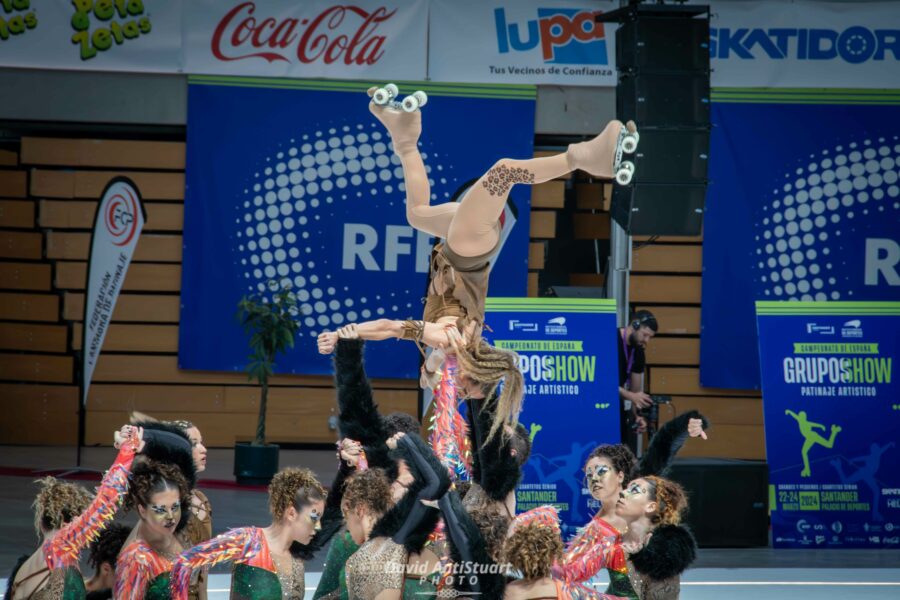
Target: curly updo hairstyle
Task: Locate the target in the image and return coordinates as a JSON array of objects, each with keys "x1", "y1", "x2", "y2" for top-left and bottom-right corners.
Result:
[
  {"x1": 584, "y1": 443, "x2": 637, "y2": 478},
  {"x1": 503, "y1": 523, "x2": 563, "y2": 580},
  {"x1": 342, "y1": 469, "x2": 392, "y2": 516},
  {"x1": 124, "y1": 459, "x2": 192, "y2": 531},
  {"x1": 643, "y1": 475, "x2": 689, "y2": 526},
  {"x1": 31, "y1": 477, "x2": 93, "y2": 538},
  {"x1": 88, "y1": 523, "x2": 130, "y2": 569},
  {"x1": 269, "y1": 467, "x2": 326, "y2": 520},
  {"x1": 381, "y1": 412, "x2": 421, "y2": 437},
  {"x1": 469, "y1": 507, "x2": 512, "y2": 564}
]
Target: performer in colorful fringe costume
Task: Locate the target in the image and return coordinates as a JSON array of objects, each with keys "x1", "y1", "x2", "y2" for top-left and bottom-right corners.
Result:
[
  {"x1": 6, "y1": 425, "x2": 143, "y2": 600},
  {"x1": 556, "y1": 412, "x2": 708, "y2": 599},
  {"x1": 170, "y1": 467, "x2": 330, "y2": 600},
  {"x1": 129, "y1": 415, "x2": 213, "y2": 600},
  {"x1": 427, "y1": 351, "x2": 471, "y2": 481}
]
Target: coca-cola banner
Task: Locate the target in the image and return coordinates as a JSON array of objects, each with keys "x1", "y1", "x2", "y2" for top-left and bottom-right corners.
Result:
[
  {"x1": 0, "y1": 0, "x2": 183, "y2": 74},
  {"x1": 182, "y1": 0, "x2": 427, "y2": 80},
  {"x1": 429, "y1": 0, "x2": 619, "y2": 87}
]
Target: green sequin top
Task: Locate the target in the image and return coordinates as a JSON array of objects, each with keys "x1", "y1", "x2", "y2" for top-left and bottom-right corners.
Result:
[
  {"x1": 313, "y1": 531, "x2": 360, "y2": 600},
  {"x1": 607, "y1": 568, "x2": 638, "y2": 600}
]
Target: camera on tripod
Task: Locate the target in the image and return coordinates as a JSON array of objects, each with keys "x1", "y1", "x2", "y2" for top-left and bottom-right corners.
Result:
[{"x1": 633, "y1": 394, "x2": 671, "y2": 435}]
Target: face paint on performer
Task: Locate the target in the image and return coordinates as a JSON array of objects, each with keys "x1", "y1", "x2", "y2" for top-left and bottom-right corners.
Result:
[
  {"x1": 139, "y1": 488, "x2": 182, "y2": 535},
  {"x1": 584, "y1": 456, "x2": 623, "y2": 504},
  {"x1": 286, "y1": 500, "x2": 325, "y2": 545},
  {"x1": 614, "y1": 478, "x2": 658, "y2": 522}
]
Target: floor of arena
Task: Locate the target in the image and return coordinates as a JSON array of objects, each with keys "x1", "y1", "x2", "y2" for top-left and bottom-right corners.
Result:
[{"x1": 2, "y1": 446, "x2": 898, "y2": 599}]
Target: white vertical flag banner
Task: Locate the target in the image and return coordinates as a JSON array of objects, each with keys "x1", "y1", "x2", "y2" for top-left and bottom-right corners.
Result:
[{"x1": 81, "y1": 178, "x2": 145, "y2": 405}]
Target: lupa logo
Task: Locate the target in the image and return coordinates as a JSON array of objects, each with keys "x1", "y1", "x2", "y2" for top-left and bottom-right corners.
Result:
[
  {"x1": 841, "y1": 319, "x2": 863, "y2": 338},
  {"x1": 710, "y1": 26, "x2": 900, "y2": 64},
  {"x1": 0, "y1": 0, "x2": 37, "y2": 42},
  {"x1": 71, "y1": 0, "x2": 151, "y2": 61},
  {"x1": 545, "y1": 316, "x2": 568, "y2": 335},
  {"x1": 494, "y1": 7, "x2": 608, "y2": 65}
]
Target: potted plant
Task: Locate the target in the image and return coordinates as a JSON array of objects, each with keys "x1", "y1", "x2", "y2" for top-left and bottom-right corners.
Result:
[{"x1": 234, "y1": 282, "x2": 300, "y2": 485}]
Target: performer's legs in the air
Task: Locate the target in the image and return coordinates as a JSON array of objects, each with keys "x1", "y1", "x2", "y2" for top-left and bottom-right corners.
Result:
[{"x1": 369, "y1": 85, "x2": 637, "y2": 258}]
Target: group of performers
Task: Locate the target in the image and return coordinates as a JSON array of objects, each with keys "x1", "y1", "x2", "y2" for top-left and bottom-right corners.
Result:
[{"x1": 6, "y1": 85, "x2": 707, "y2": 599}]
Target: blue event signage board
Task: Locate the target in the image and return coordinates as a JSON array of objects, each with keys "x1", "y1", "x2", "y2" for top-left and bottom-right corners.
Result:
[
  {"x1": 484, "y1": 297, "x2": 620, "y2": 535},
  {"x1": 756, "y1": 301, "x2": 900, "y2": 549},
  {"x1": 700, "y1": 94, "x2": 900, "y2": 391},
  {"x1": 179, "y1": 77, "x2": 535, "y2": 379}
]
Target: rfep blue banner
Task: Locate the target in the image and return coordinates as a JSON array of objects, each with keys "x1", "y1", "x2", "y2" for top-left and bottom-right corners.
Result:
[
  {"x1": 484, "y1": 297, "x2": 620, "y2": 535},
  {"x1": 756, "y1": 301, "x2": 900, "y2": 549},
  {"x1": 180, "y1": 78, "x2": 535, "y2": 378},
  {"x1": 701, "y1": 94, "x2": 900, "y2": 390}
]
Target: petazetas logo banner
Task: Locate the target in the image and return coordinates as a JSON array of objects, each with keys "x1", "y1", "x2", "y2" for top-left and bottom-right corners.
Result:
[{"x1": 183, "y1": 0, "x2": 427, "y2": 79}]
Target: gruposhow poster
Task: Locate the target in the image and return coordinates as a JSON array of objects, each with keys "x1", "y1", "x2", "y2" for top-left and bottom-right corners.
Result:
[
  {"x1": 756, "y1": 301, "x2": 900, "y2": 548},
  {"x1": 484, "y1": 297, "x2": 620, "y2": 534}
]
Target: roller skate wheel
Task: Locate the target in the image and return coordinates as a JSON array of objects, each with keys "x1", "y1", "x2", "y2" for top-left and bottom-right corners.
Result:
[
  {"x1": 616, "y1": 161, "x2": 635, "y2": 185},
  {"x1": 384, "y1": 83, "x2": 399, "y2": 98},
  {"x1": 373, "y1": 88, "x2": 391, "y2": 105},
  {"x1": 412, "y1": 90, "x2": 428, "y2": 107},
  {"x1": 622, "y1": 132, "x2": 639, "y2": 154},
  {"x1": 401, "y1": 95, "x2": 420, "y2": 112}
]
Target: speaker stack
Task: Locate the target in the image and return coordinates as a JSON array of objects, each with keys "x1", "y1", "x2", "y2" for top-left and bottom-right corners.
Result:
[{"x1": 598, "y1": 3, "x2": 711, "y2": 236}]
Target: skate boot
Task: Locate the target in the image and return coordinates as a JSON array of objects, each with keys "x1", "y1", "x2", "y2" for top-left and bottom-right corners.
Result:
[
  {"x1": 566, "y1": 120, "x2": 639, "y2": 185},
  {"x1": 368, "y1": 84, "x2": 424, "y2": 156}
]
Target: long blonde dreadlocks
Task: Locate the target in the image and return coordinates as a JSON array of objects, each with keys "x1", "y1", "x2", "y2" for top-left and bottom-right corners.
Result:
[{"x1": 454, "y1": 338, "x2": 524, "y2": 442}]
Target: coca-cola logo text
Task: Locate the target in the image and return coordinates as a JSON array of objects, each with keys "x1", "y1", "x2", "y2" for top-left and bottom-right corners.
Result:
[{"x1": 211, "y1": 2, "x2": 395, "y2": 65}]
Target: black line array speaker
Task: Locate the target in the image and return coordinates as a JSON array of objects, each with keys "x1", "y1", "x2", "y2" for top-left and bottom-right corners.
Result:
[
  {"x1": 668, "y1": 458, "x2": 770, "y2": 547},
  {"x1": 599, "y1": 4, "x2": 711, "y2": 236}
]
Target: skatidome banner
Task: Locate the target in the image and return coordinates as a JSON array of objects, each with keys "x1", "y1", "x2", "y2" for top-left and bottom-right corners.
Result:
[
  {"x1": 82, "y1": 178, "x2": 146, "y2": 405},
  {"x1": 756, "y1": 301, "x2": 900, "y2": 549}
]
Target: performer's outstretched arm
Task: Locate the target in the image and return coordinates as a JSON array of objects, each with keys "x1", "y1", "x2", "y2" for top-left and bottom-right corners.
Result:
[
  {"x1": 171, "y1": 528, "x2": 261, "y2": 600},
  {"x1": 636, "y1": 410, "x2": 709, "y2": 478}
]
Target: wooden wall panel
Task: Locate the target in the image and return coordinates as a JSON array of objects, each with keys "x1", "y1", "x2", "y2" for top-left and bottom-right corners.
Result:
[
  {"x1": 575, "y1": 182, "x2": 608, "y2": 210},
  {"x1": 55, "y1": 262, "x2": 181, "y2": 292},
  {"x1": 0, "y1": 384, "x2": 79, "y2": 444},
  {"x1": 0, "y1": 149, "x2": 18, "y2": 166},
  {"x1": 0, "y1": 231, "x2": 42, "y2": 260},
  {"x1": 64, "y1": 292, "x2": 180, "y2": 323},
  {"x1": 651, "y1": 368, "x2": 759, "y2": 397},
  {"x1": 531, "y1": 181, "x2": 566, "y2": 208},
  {"x1": 46, "y1": 232, "x2": 182, "y2": 263},
  {"x1": 530, "y1": 211, "x2": 556, "y2": 239},
  {"x1": 630, "y1": 275, "x2": 701, "y2": 304},
  {"x1": 39, "y1": 200, "x2": 183, "y2": 231},
  {"x1": 0, "y1": 262, "x2": 51, "y2": 291},
  {"x1": 0, "y1": 292, "x2": 59, "y2": 322},
  {"x1": 632, "y1": 245, "x2": 702, "y2": 273},
  {"x1": 0, "y1": 323, "x2": 67, "y2": 353},
  {"x1": 573, "y1": 212, "x2": 610, "y2": 239},
  {"x1": 528, "y1": 242, "x2": 545, "y2": 270},
  {"x1": 0, "y1": 170, "x2": 27, "y2": 197},
  {"x1": 30, "y1": 169, "x2": 185, "y2": 201},
  {"x1": 21, "y1": 138, "x2": 186, "y2": 170},
  {"x1": 72, "y1": 323, "x2": 178, "y2": 353},
  {"x1": 0, "y1": 353, "x2": 73, "y2": 383},
  {"x1": 644, "y1": 338, "x2": 699, "y2": 366},
  {"x1": 0, "y1": 200, "x2": 35, "y2": 228}
]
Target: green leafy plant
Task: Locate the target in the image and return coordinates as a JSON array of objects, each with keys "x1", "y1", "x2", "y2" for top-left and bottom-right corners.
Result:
[{"x1": 236, "y1": 282, "x2": 300, "y2": 446}]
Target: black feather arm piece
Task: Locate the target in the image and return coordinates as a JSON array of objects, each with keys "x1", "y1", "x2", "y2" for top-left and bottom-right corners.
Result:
[
  {"x1": 334, "y1": 339, "x2": 389, "y2": 450},
  {"x1": 464, "y1": 399, "x2": 483, "y2": 484},
  {"x1": 469, "y1": 397, "x2": 521, "y2": 501},
  {"x1": 439, "y1": 492, "x2": 484, "y2": 596},
  {"x1": 629, "y1": 524, "x2": 697, "y2": 581},
  {"x1": 4, "y1": 553, "x2": 30, "y2": 600},
  {"x1": 636, "y1": 410, "x2": 709, "y2": 478},
  {"x1": 390, "y1": 434, "x2": 450, "y2": 551}
]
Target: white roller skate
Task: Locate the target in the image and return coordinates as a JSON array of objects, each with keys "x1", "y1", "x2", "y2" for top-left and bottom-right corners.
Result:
[
  {"x1": 371, "y1": 83, "x2": 399, "y2": 106},
  {"x1": 567, "y1": 120, "x2": 639, "y2": 185},
  {"x1": 400, "y1": 90, "x2": 428, "y2": 112},
  {"x1": 370, "y1": 83, "x2": 428, "y2": 113}
]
